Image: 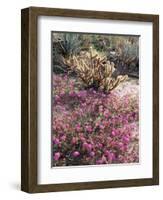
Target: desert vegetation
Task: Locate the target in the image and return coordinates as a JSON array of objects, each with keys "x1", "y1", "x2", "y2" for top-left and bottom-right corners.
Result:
[{"x1": 52, "y1": 32, "x2": 139, "y2": 166}]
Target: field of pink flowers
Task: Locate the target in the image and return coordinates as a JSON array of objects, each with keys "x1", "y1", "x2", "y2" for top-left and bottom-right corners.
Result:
[{"x1": 52, "y1": 74, "x2": 139, "y2": 166}]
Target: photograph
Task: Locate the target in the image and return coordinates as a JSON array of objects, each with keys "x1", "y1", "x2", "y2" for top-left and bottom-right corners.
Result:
[{"x1": 52, "y1": 32, "x2": 139, "y2": 167}]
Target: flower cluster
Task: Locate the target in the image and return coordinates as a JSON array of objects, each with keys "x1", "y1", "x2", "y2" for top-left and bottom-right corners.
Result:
[{"x1": 52, "y1": 74, "x2": 139, "y2": 166}]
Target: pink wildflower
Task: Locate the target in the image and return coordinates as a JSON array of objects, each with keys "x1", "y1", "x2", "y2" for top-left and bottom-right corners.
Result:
[
  {"x1": 85, "y1": 125, "x2": 93, "y2": 133},
  {"x1": 83, "y1": 142, "x2": 92, "y2": 152},
  {"x1": 53, "y1": 138, "x2": 60, "y2": 145},
  {"x1": 54, "y1": 152, "x2": 61, "y2": 161},
  {"x1": 72, "y1": 151, "x2": 80, "y2": 157},
  {"x1": 111, "y1": 130, "x2": 116, "y2": 137},
  {"x1": 60, "y1": 135, "x2": 66, "y2": 141},
  {"x1": 89, "y1": 151, "x2": 95, "y2": 157},
  {"x1": 71, "y1": 137, "x2": 78, "y2": 144}
]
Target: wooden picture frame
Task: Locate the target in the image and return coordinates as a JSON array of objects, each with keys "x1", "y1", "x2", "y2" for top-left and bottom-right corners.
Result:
[{"x1": 21, "y1": 6, "x2": 159, "y2": 193}]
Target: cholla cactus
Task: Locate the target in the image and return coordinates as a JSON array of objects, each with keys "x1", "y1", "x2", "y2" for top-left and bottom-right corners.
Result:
[{"x1": 64, "y1": 48, "x2": 128, "y2": 92}]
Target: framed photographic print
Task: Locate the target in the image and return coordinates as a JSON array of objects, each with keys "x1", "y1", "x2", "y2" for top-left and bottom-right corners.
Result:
[{"x1": 21, "y1": 7, "x2": 159, "y2": 193}]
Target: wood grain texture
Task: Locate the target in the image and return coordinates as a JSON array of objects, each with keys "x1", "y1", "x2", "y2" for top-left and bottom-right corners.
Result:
[
  {"x1": 21, "y1": 8, "x2": 30, "y2": 192},
  {"x1": 21, "y1": 7, "x2": 159, "y2": 193},
  {"x1": 21, "y1": 8, "x2": 38, "y2": 193},
  {"x1": 152, "y1": 15, "x2": 159, "y2": 185}
]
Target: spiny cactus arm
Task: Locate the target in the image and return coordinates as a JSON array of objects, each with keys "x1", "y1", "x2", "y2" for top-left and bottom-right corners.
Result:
[
  {"x1": 77, "y1": 68, "x2": 93, "y2": 86},
  {"x1": 63, "y1": 58, "x2": 71, "y2": 66},
  {"x1": 91, "y1": 54, "x2": 98, "y2": 60},
  {"x1": 109, "y1": 78, "x2": 121, "y2": 91},
  {"x1": 105, "y1": 64, "x2": 111, "y2": 77},
  {"x1": 99, "y1": 57, "x2": 107, "y2": 64},
  {"x1": 104, "y1": 63, "x2": 114, "y2": 78},
  {"x1": 118, "y1": 75, "x2": 128, "y2": 82},
  {"x1": 108, "y1": 75, "x2": 128, "y2": 91}
]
